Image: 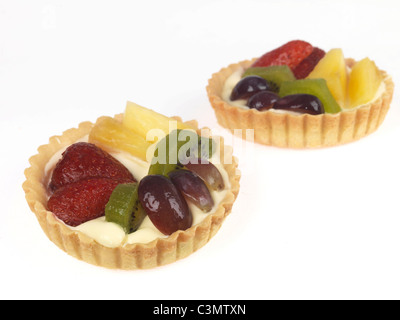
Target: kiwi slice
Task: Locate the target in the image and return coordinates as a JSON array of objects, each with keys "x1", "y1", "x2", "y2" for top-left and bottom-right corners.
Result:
[
  {"x1": 279, "y1": 78, "x2": 341, "y2": 114},
  {"x1": 242, "y1": 65, "x2": 296, "y2": 88},
  {"x1": 148, "y1": 129, "x2": 216, "y2": 176},
  {"x1": 105, "y1": 183, "x2": 145, "y2": 234}
]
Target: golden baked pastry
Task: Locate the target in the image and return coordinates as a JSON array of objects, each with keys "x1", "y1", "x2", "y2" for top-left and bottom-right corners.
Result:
[
  {"x1": 23, "y1": 103, "x2": 240, "y2": 269},
  {"x1": 207, "y1": 41, "x2": 394, "y2": 148}
]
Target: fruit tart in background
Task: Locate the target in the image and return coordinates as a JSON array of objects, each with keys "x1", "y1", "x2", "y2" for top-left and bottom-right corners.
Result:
[
  {"x1": 23, "y1": 102, "x2": 240, "y2": 269},
  {"x1": 207, "y1": 40, "x2": 394, "y2": 148}
]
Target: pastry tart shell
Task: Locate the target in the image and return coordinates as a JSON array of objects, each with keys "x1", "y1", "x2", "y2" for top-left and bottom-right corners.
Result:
[
  {"x1": 206, "y1": 58, "x2": 394, "y2": 148},
  {"x1": 23, "y1": 116, "x2": 240, "y2": 269}
]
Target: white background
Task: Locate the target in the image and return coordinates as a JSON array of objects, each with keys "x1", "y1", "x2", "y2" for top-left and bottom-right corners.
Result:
[{"x1": 1, "y1": 0, "x2": 399, "y2": 300}]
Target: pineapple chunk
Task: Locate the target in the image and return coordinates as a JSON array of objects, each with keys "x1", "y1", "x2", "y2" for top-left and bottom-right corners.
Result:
[
  {"x1": 123, "y1": 101, "x2": 193, "y2": 140},
  {"x1": 89, "y1": 117, "x2": 152, "y2": 161},
  {"x1": 348, "y1": 57, "x2": 382, "y2": 108},
  {"x1": 307, "y1": 48, "x2": 347, "y2": 109}
]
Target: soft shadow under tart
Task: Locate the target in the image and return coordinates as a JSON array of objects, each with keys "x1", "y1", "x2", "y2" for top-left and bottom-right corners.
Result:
[
  {"x1": 23, "y1": 116, "x2": 240, "y2": 269},
  {"x1": 207, "y1": 58, "x2": 394, "y2": 148}
]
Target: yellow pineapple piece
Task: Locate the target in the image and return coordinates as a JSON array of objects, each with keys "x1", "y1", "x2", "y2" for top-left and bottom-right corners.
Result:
[
  {"x1": 348, "y1": 57, "x2": 382, "y2": 108},
  {"x1": 123, "y1": 101, "x2": 193, "y2": 140},
  {"x1": 307, "y1": 48, "x2": 347, "y2": 109},
  {"x1": 89, "y1": 116, "x2": 152, "y2": 161}
]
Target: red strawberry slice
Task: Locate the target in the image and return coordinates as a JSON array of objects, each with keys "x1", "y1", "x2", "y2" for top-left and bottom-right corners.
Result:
[
  {"x1": 48, "y1": 178, "x2": 121, "y2": 227},
  {"x1": 251, "y1": 40, "x2": 313, "y2": 70},
  {"x1": 49, "y1": 142, "x2": 135, "y2": 191},
  {"x1": 293, "y1": 47, "x2": 326, "y2": 79}
]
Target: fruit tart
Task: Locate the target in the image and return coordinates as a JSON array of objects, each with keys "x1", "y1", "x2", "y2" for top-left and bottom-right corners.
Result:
[
  {"x1": 207, "y1": 40, "x2": 394, "y2": 148},
  {"x1": 23, "y1": 102, "x2": 240, "y2": 269}
]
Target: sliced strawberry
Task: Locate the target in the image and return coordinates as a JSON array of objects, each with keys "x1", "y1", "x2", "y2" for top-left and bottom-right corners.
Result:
[
  {"x1": 49, "y1": 142, "x2": 135, "y2": 192},
  {"x1": 47, "y1": 178, "x2": 120, "y2": 227},
  {"x1": 293, "y1": 47, "x2": 326, "y2": 79},
  {"x1": 251, "y1": 40, "x2": 313, "y2": 70}
]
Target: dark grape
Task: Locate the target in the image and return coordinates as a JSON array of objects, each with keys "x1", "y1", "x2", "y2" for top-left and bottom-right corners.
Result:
[
  {"x1": 169, "y1": 170, "x2": 214, "y2": 212},
  {"x1": 184, "y1": 158, "x2": 225, "y2": 191},
  {"x1": 247, "y1": 91, "x2": 280, "y2": 111},
  {"x1": 273, "y1": 94, "x2": 324, "y2": 115},
  {"x1": 230, "y1": 76, "x2": 271, "y2": 101},
  {"x1": 138, "y1": 175, "x2": 192, "y2": 235}
]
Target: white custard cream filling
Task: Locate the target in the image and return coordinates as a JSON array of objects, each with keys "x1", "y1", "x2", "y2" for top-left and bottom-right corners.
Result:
[
  {"x1": 45, "y1": 136, "x2": 230, "y2": 248},
  {"x1": 222, "y1": 67, "x2": 386, "y2": 112}
]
